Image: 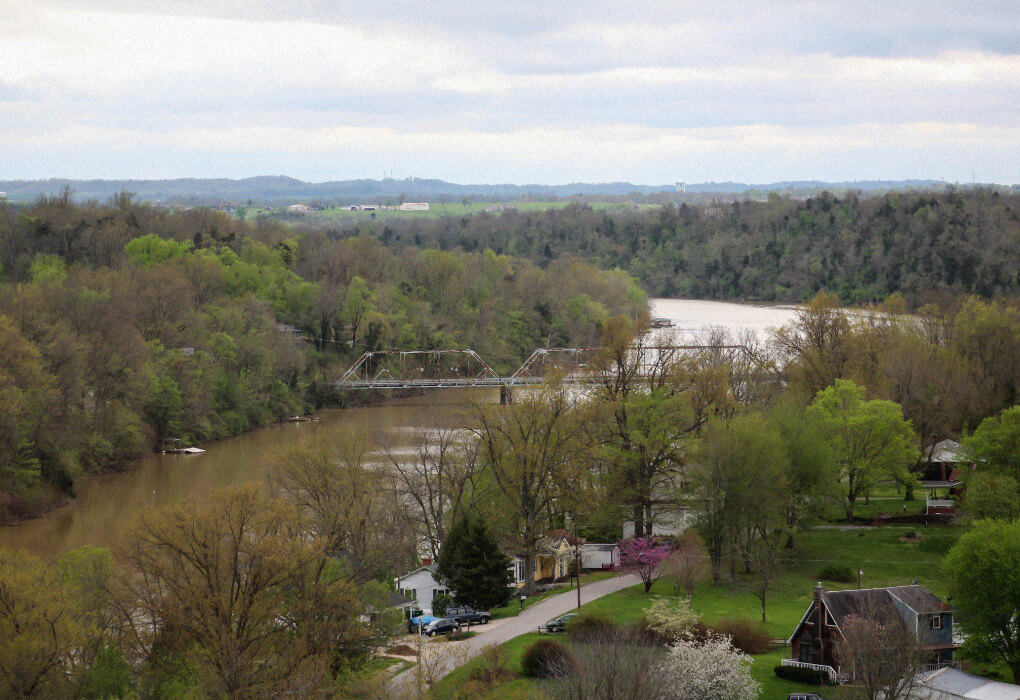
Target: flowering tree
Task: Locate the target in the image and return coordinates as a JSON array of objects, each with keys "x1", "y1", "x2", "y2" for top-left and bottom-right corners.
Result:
[
  {"x1": 643, "y1": 597, "x2": 699, "y2": 642},
  {"x1": 618, "y1": 537, "x2": 671, "y2": 593},
  {"x1": 660, "y1": 633, "x2": 760, "y2": 700}
]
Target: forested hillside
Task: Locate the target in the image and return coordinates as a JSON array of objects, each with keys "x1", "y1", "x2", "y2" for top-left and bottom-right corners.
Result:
[
  {"x1": 333, "y1": 188, "x2": 1019, "y2": 304},
  {"x1": 0, "y1": 193, "x2": 644, "y2": 522}
]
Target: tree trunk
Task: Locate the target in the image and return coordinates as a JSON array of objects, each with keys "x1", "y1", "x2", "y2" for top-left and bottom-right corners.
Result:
[{"x1": 633, "y1": 503, "x2": 644, "y2": 540}]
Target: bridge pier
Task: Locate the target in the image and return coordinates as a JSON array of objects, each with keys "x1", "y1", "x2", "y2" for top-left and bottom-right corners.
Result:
[{"x1": 499, "y1": 385, "x2": 513, "y2": 405}]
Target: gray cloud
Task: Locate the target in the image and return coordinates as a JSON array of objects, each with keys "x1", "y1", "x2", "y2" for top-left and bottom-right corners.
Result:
[{"x1": 0, "y1": 0, "x2": 1017, "y2": 182}]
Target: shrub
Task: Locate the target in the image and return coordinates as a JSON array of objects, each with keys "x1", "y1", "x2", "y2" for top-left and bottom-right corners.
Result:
[
  {"x1": 566, "y1": 609, "x2": 618, "y2": 642},
  {"x1": 641, "y1": 597, "x2": 699, "y2": 642},
  {"x1": 773, "y1": 664, "x2": 836, "y2": 685},
  {"x1": 431, "y1": 592, "x2": 453, "y2": 616},
  {"x1": 816, "y1": 564, "x2": 855, "y2": 583},
  {"x1": 521, "y1": 638, "x2": 572, "y2": 678},
  {"x1": 709, "y1": 618, "x2": 771, "y2": 655},
  {"x1": 904, "y1": 530, "x2": 918, "y2": 540},
  {"x1": 447, "y1": 630, "x2": 477, "y2": 641},
  {"x1": 468, "y1": 645, "x2": 515, "y2": 685}
]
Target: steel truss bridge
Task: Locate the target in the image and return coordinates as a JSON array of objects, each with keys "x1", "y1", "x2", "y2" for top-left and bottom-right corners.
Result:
[{"x1": 336, "y1": 345, "x2": 753, "y2": 399}]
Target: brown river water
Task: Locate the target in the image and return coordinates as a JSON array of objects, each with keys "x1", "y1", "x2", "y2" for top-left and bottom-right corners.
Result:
[{"x1": 0, "y1": 300, "x2": 798, "y2": 559}]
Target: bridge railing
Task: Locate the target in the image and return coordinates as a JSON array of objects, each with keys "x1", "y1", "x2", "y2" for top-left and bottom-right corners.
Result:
[{"x1": 335, "y1": 344, "x2": 755, "y2": 391}]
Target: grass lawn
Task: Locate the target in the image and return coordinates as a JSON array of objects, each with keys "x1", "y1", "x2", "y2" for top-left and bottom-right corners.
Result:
[{"x1": 428, "y1": 524, "x2": 962, "y2": 698}]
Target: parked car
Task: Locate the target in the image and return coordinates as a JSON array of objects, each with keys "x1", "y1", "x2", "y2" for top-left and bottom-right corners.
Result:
[
  {"x1": 407, "y1": 614, "x2": 438, "y2": 633},
  {"x1": 418, "y1": 617, "x2": 460, "y2": 637},
  {"x1": 544, "y1": 612, "x2": 577, "y2": 632},
  {"x1": 788, "y1": 694, "x2": 828, "y2": 700},
  {"x1": 445, "y1": 606, "x2": 491, "y2": 625}
]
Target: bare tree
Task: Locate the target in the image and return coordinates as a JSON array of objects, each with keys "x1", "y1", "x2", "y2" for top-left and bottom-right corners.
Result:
[
  {"x1": 117, "y1": 486, "x2": 375, "y2": 697},
  {"x1": 659, "y1": 534, "x2": 707, "y2": 597},
  {"x1": 471, "y1": 383, "x2": 590, "y2": 595},
  {"x1": 383, "y1": 425, "x2": 485, "y2": 561},
  {"x1": 836, "y1": 600, "x2": 927, "y2": 700},
  {"x1": 271, "y1": 429, "x2": 417, "y2": 579},
  {"x1": 548, "y1": 628, "x2": 671, "y2": 700}
]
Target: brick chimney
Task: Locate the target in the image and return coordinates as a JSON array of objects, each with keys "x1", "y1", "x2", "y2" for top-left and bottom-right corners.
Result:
[{"x1": 814, "y1": 582, "x2": 825, "y2": 662}]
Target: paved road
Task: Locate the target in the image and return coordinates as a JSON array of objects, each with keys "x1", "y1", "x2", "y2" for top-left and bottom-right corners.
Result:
[{"x1": 390, "y1": 573, "x2": 641, "y2": 693}]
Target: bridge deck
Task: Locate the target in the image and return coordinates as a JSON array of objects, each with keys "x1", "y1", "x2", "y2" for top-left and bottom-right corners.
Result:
[{"x1": 336, "y1": 377, "x2": 576, "y2": 389}]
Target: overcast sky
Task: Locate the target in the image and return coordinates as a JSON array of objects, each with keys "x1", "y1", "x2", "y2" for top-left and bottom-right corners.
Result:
[{"x1": 1, "y1": 1, "x2": 1018, "y2": 184}]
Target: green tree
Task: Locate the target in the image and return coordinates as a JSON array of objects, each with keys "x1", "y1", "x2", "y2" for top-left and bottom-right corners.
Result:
[
  {"x1": 806, "y1": 379, "x2": 919, "y2": 520},
  {"x1": 963, "y1": 405, "x2": 1020, "y2": 478},
  {"x1": 690, "y1": 413, "x2": 790, "y2": 621},
  {"x1": 0, "y1": 547, "x2": 92, "y2": 698},
  {"x1": 436, "y1": 512, "x2": 511, "y2": 611},
  {"x1": 118, "y1": 486, "x2": 377, "y2": 697},
  {"x1": 943, "y1": 519, "x2": 1020, "y2": 683},
  {"x1": 472, "y1": 384, "x2": 589, "y2": 595},
  {"x1": 961, "y1": 406, "x2": 1020, "y2": 519}
]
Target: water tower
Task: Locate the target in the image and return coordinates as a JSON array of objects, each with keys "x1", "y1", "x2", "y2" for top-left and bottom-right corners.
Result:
[{"x1": 674, "y1": 182, "x2": 686, "y2": 193}]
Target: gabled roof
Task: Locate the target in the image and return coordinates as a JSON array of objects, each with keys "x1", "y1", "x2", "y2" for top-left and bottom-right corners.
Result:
[
  {"x1": 395, "y1": 564, "x2": 440, "y2": 581},
  {"x1": 927, "y1": 439, "x2": 970, "y2": 464},
  {"x1": 545, "y1": 529, "x2": 585, "y2": 546},
  {"x1": 788, "y1": 585, "x2": 951, "y2": 643}
]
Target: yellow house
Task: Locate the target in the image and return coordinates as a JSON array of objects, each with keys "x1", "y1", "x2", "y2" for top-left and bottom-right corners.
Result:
[{"x1": 508, "y1": 531, "x2": 583, "y2": 588}]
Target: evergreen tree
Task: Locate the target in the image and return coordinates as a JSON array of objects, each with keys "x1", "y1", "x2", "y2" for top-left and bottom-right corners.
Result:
[{"x1": 436, "y1": 513, "x2": 512, "y2": 610}]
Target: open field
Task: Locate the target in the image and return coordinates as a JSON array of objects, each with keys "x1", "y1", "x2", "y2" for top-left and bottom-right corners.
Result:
[{"x1": 245, "y1": 199, "x2": 659, "y2": 224}]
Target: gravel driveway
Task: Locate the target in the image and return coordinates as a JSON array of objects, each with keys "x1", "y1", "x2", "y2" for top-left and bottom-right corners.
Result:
[{"x1": 389, "y1": 573, "x2": 641, "y2": 692}]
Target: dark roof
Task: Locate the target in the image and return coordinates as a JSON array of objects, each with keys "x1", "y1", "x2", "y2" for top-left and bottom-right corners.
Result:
[
  {"x1": 790, "y1": 585, "x2": 952, "y2": 643},
  {"x1": 823, "y1": 588, "x2": 896, "y2": 627},
  {"x1": 386, "y1": 592, "x2": 414, "y2": 608},
  {"x1": 823, "y1": 585, "x2": 949, "y2": 627},
  {"x1": 886, "y1": 585, "x2": 952, "y2": 614},
  {"x1": 545, "y1": 529, "x2": 585, "y2": 546}
]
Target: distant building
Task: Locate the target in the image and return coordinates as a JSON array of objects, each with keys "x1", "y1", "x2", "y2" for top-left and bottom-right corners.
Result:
[
  {"x1": 360, "y1": 204, "x2": 380, "y2": 211},
  {"x1": 921, "y1": 439, "x2": 970, "y2": 516},
  {"x1": 287, "y1": 204, "x2": 311, "y2": 213},
  {"x1": 394, "y1": 563, "x2": 450, "y2": 612},
  {"x1": 399, "y1": 202, "x2": 429, "y2": 211},
  {"x1": 485, "y1": 204, "x2": 517, "y2": 213}
]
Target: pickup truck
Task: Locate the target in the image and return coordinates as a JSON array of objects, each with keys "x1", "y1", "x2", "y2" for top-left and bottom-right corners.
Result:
[{"x1": 444, "y1": 606, "x2": 492, "y2": 625}]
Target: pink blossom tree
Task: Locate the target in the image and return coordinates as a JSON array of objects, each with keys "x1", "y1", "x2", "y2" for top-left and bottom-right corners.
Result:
[{"x1": 618, "y1": 536, "x2": 671, "y2": 593}]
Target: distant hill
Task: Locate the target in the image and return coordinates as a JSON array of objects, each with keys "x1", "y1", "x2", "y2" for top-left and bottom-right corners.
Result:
[{"x1": 0, "y1": 176, "x2": 953, "y2": 203}]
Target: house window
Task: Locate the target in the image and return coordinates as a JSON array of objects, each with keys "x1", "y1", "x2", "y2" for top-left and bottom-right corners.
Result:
[
  {"x1": 825, "y1": 610, "x2": 836, "y2": 627},
  {"x1": 931, "y1": 615, "x2": 942, "y2": 629}
]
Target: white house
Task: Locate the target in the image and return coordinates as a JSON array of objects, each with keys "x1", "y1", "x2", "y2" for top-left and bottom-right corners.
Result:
[
  {"x1": 399, "y1": 202, "x2": 429, "y2": 211},
  {"x1": 623, "y1": 506, "x2": 692, "y2": 538},
  {"x1": 508, "y1": 556, "x2": 527, "y2": 587},
  {"x1": 581, "y1": 543, "x2": 621, "y2": 571},
  {"x1": 287, "y1": 204, "x2": 310, "y2": 213},
  {"x1": 394, "y1": 564, "x2": 451, "y2": 612}
]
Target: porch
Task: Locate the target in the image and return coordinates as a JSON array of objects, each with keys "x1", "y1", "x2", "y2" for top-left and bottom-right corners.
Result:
[{"x1": 781, "y1": 658, "x2": 849, "y2": 684}]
